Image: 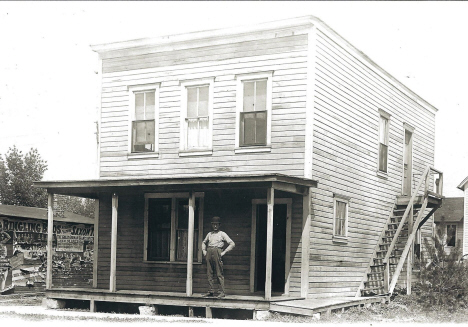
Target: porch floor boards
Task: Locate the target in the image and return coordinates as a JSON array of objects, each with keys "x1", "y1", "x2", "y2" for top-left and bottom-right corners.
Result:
[{"x1": 46, "y1": 288, "x2": 388, "y2": 316}]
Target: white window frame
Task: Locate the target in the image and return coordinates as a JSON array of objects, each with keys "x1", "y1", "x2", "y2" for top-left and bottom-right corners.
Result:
[
  {"x1": 235, "y1": 71, "x2": 273, "y2": 153},
  {"x1": 333, "y1": 194, "x2": 350, "y2": 243},
  {"x1": 377, "y1": 109, "x2": 391, "y2": 176},
  {"x1": 143, "y1": 192, "x2": 204, "y2": 264},
  {"x1": 127, "y1": 83, "x2": 160, "y2": 158},
  {"x1": 179, "y1": 78, "x2": 214, "y2": 156}
]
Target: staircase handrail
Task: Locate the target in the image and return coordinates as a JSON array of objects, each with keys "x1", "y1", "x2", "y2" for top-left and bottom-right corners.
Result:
[
  {"x1": 382, "y1": 166, "x2": 430, "y2": 266},
  {"x1": 383, "y1": 165, "x2": 443, "y2": 293}
]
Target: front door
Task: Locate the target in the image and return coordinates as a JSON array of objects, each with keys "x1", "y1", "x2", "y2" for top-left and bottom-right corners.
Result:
[
  {"x1": 403, "y1": 129, "x2": 413, "y2": 196},
  {"x1": 255, "y1": 203, "x2": 287, "y2": 293}
]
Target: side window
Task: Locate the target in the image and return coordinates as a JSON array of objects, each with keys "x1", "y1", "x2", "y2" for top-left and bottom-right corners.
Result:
[
  {"x1": 378, "y1": 110, "x2": 390, "y2": 173},
  {"x1": 180, "y1": 79, "x2": 214, "y2": 153},
  {"x1": 236, "y1": 72, "x2": 272, "y2": 149},
  {"x1": 128, "y1": 84, "x2": 160, "y2": 154},
  {"x1": 447, "y1": 224, "x2": 457, "y2": 247},
  {"x1": 145, "y1": 194, "x2": 203, "y2": 262},
  {"x1": 333, "y1": 195, "x2": 349, "y2": 241}
]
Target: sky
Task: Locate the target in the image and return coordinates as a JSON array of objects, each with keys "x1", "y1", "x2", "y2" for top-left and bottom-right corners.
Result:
[{"x1": 0, "y1": 1, "x2": 467, "y2": 197}]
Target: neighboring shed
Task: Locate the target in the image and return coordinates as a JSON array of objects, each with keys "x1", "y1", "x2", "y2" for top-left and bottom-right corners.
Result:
[
  {"x1": 458, "y1": 177, "x2": 468, "y2": 256},
  {"x1": 0, "y1": 205, "x2": 94, "y2": 293}
]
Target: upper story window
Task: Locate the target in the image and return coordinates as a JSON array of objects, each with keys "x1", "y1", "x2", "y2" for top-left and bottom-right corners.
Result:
[
  {"x1": 236, "y1": 72, "x2": 273, "y2": 150},
  {"x1": 128, "y1": 83, "x2": 160, "y2": 154},
  {"x1": 378, "y1": 110, "x2": 390, "y2": 173},
  {"x1": 180, "y1": 79, "x2": 214, "y2": 154}
]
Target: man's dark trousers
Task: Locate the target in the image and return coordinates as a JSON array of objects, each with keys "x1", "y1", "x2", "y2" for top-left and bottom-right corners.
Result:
[{"x1": 206, "y1": 247, "x2": 224, "y2": 294}]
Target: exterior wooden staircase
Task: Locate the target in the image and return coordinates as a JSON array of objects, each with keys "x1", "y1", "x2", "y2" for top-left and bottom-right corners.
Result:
[{"x1": 360, "y1": 166, "x2": 444, "y2": 297}]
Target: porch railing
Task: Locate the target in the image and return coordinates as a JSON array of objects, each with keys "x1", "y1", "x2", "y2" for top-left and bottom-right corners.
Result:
[{"x1": 383, "y1": 165, "x2": 443, "y2": 294}]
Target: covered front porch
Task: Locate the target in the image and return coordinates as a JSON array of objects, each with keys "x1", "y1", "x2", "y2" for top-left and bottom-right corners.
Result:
[{"x1": 35, "y1": 173, "x2": 318, "y2": 309}]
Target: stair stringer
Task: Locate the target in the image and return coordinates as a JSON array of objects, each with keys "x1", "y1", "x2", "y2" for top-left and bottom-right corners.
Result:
[{"x1": 355, "y1": 200, "x2": 397, "y2": 297}]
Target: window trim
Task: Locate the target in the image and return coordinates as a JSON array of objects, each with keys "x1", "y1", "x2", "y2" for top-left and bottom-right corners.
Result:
[
  {"x1": 143, "y1": 192, "x2": 204, "y2": 263},
  {"x1": 179, "y1": 78, "x2": 214, "y2": 154},
  {"x1": 332, "y1": 194, "x2": 350, "y2": 243},
  {"x1": 127, "y1": 83, "x2": 161, "y2": 155},
  {"x1": 377, "y1": 109, "x2": 391, "y2": 176},
  {"x1": 235, "y1": 71, "x2": 273, "y2": 150}
]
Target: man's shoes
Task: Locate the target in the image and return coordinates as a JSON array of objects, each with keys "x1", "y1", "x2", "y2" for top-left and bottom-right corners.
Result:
[
  {"x1": 217, "y1": 292, "x2": 225, "y2": 298},
  {"x1": 202, "y1": 292, "x2": 214, "y2": 297}
]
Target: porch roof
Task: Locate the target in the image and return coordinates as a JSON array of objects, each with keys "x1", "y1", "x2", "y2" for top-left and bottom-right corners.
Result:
[{"x1": 34, "y1": 173, "x2": 318, "y2": 198}]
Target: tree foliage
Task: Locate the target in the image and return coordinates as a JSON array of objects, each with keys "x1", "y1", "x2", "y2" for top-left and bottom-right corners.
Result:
[
  {"x1": 416, "y1": 224, "x2": 468, "y2": 310},
  {"x1": 0, "y1": 146, "x2": 48, "y2": 208},
  {"x1": 55, "y1": 195, "x2": 95, "y2": 219}
]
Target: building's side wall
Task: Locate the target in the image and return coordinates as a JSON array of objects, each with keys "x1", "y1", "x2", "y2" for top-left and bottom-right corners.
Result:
[
  {"x1": 308, "y1": 27, "x2": 436, "y2": 298},
  {"x1": 99, "y1": 31, "x2": 309, "y2": 179},
  {"x1": 96, "y1": 190, "x2": 304, "y2": 296},
  {"x1": 464, "y1": 187, "x2": 468, "y2": 256}
]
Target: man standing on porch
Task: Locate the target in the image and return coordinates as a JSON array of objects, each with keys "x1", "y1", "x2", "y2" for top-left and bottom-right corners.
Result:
[{"x1": 202, "y1": 216, "x2": 235, "y2": 298}]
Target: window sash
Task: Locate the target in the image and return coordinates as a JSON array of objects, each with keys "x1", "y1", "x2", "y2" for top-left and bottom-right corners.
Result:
[
  {"x1": 147, "y1": 196, "x2": 202, "y2": 262},
  {"x1": 239, "y1": 110, "x2": 267, "y2": 146},
  {"x1": 186, "y1": 116, "x2": 210, "y2": 149},
  {"x1": 334, "y1": 200, "x2": 347, "y2": 237},
  {"x1": 379, "y1": 143, "x2": 388, "y2": 172},
  {"x1": 132, "y1": 120, "x2": 155, "y2": 152}
]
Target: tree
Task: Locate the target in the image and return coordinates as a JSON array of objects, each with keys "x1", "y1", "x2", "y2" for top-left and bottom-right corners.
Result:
[
  {"x1": 54, "y1": 195, "x2": 95, "y2": 219},
  {"x1": 0, "y1": 146, "x2": 48, "y2": 208}
]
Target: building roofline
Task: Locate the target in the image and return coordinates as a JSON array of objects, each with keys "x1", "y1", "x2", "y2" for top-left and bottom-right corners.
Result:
[
  {"x1": 458, "y1": 176, "x2": 468, "y2": 190},
  {"x1": 0, "y1": 204, "x2": 93, "y2": 224},
  {"x1": 90, "y1": 15, "x2": 438, "y2": 114}
]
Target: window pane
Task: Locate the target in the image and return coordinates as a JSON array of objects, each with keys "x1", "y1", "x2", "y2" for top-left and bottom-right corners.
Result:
[
  {"x1": 177, "y1": 199, "x2": 199, "y2": 229},
  {"x1": 243, "y1": 81, "x2": 255, "y2": 112},
  {"x1": 379, "y1": 116, "x2": 388, "y2": 145},
  {"x1": 132, "y1": 121, "x2": 155, "y2": 152},
  {"x1": 198, "y1": 86, "x2": 209, "y2": 117},
  {"x1": 145, "y1": 91, "x2": 155, "y2": 120},
  {"x1": 187, "y1": 87, "x2": 198, "y2": 118},
  {"x1": 379, "y1": 143, "x2": 388, "y2": 172},
  {"x1": 148, "y1": 198, "x2": 172, "y2": 261},
  {"x1": 135, "y1": 121, "x2": 147, "y2": 143},
  {"x1": 255, "y1": 111, "x2": 267, "y2": 144},
  {"x1": 335, "y1": 201, "x2": 347, "y2": 237},
  {"x1": 199, "y1": 117, "x2": 209, "y2": 148},
  {"x1": 255, "y1": 80, "x2": 267, "y2": 111},
  {"x1": 243, "y1": 112, "x2": 256, "y2": 145},
  {"x1": 135, "y1": 93, "x2": 145, "y2": 120},
  {"x1": 176, "y1": 199, "x2": 200, "y2": 261},
  {"x1": 187, "y1": 118, "x2": 199, "y2": 149}
]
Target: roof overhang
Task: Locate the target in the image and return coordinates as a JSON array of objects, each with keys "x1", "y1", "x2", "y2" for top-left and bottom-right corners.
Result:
[
  {"x1": 34, "y1": 173, "x2": 318, "y2": 198},
  {"x1": 457, "y1": 176, "x2": 468, "y2": 191}
]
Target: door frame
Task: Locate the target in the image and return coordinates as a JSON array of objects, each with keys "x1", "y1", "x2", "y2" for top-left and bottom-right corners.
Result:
[
  {"x1": 402, "y1": 123, "x2": 415, "y2": 196},
  {"x1": 249, "y1": 198, "x2": 292, "y2": 295}
]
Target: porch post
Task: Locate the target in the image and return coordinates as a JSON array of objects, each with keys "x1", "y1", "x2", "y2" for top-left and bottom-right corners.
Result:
[
  {"x1": 301, "y1": 188, "x2": 311, "y2": 299},
  {"x1": 93, "y1": 199, "x2": 99, "y2": 288},
  {"x1": 110, "y1": 193, "x2": 118, "y2": 292},
  {"x1": 46, "y1": 193, "x2": 54, "y2": 290},
  {"x1": 265, "y1": 187, "x2": 274, "y2": 300},
  {"x1": 186, "y1": 191, "x2": 195, "y2": 296}
]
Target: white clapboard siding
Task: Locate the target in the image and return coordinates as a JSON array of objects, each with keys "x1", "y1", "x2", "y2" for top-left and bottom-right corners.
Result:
[{"x1": 307, "y1": 27, "x2": 436, "y2": 297}]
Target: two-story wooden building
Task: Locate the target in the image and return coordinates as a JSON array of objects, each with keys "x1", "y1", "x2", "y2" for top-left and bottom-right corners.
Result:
[{"x1": 36, "y1": 16, "x2": 443, "y2": 316}]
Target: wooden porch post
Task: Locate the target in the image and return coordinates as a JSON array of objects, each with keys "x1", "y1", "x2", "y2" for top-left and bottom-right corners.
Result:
[
  {"x1": 265, "y1": 187, "x2": 274, "y2": 300},
  {"x1": 110, "y1": 193, "x2": 118, "y2": 292},
  {"x1": 301, "y1": 189, "x2": 311, "y2": 299},
  {"x1": 93, "y1": 199, "x2": 99, "y2": 288},
  {"x1": 46, "y1": 193, "x2": 54, "y2": 290},
  {"x1": 186, "y1": 191, "x2": 195, "y2": 296}
]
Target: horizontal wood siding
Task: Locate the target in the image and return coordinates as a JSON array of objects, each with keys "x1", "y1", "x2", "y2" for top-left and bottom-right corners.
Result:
[
  {"x1": 99, "y1": 34, "x2": 308, "y2": 179},
  {"x1": 309, "y1": 28, "x2": 436, "y2": 298},
  {"x1": 95, "y1": 190, "x2": 303, "y2": 296}
]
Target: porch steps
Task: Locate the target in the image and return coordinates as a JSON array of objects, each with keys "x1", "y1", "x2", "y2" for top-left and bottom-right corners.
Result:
[{"x1": 360, "y1": 205, "x2": 419, "y2": 297}]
